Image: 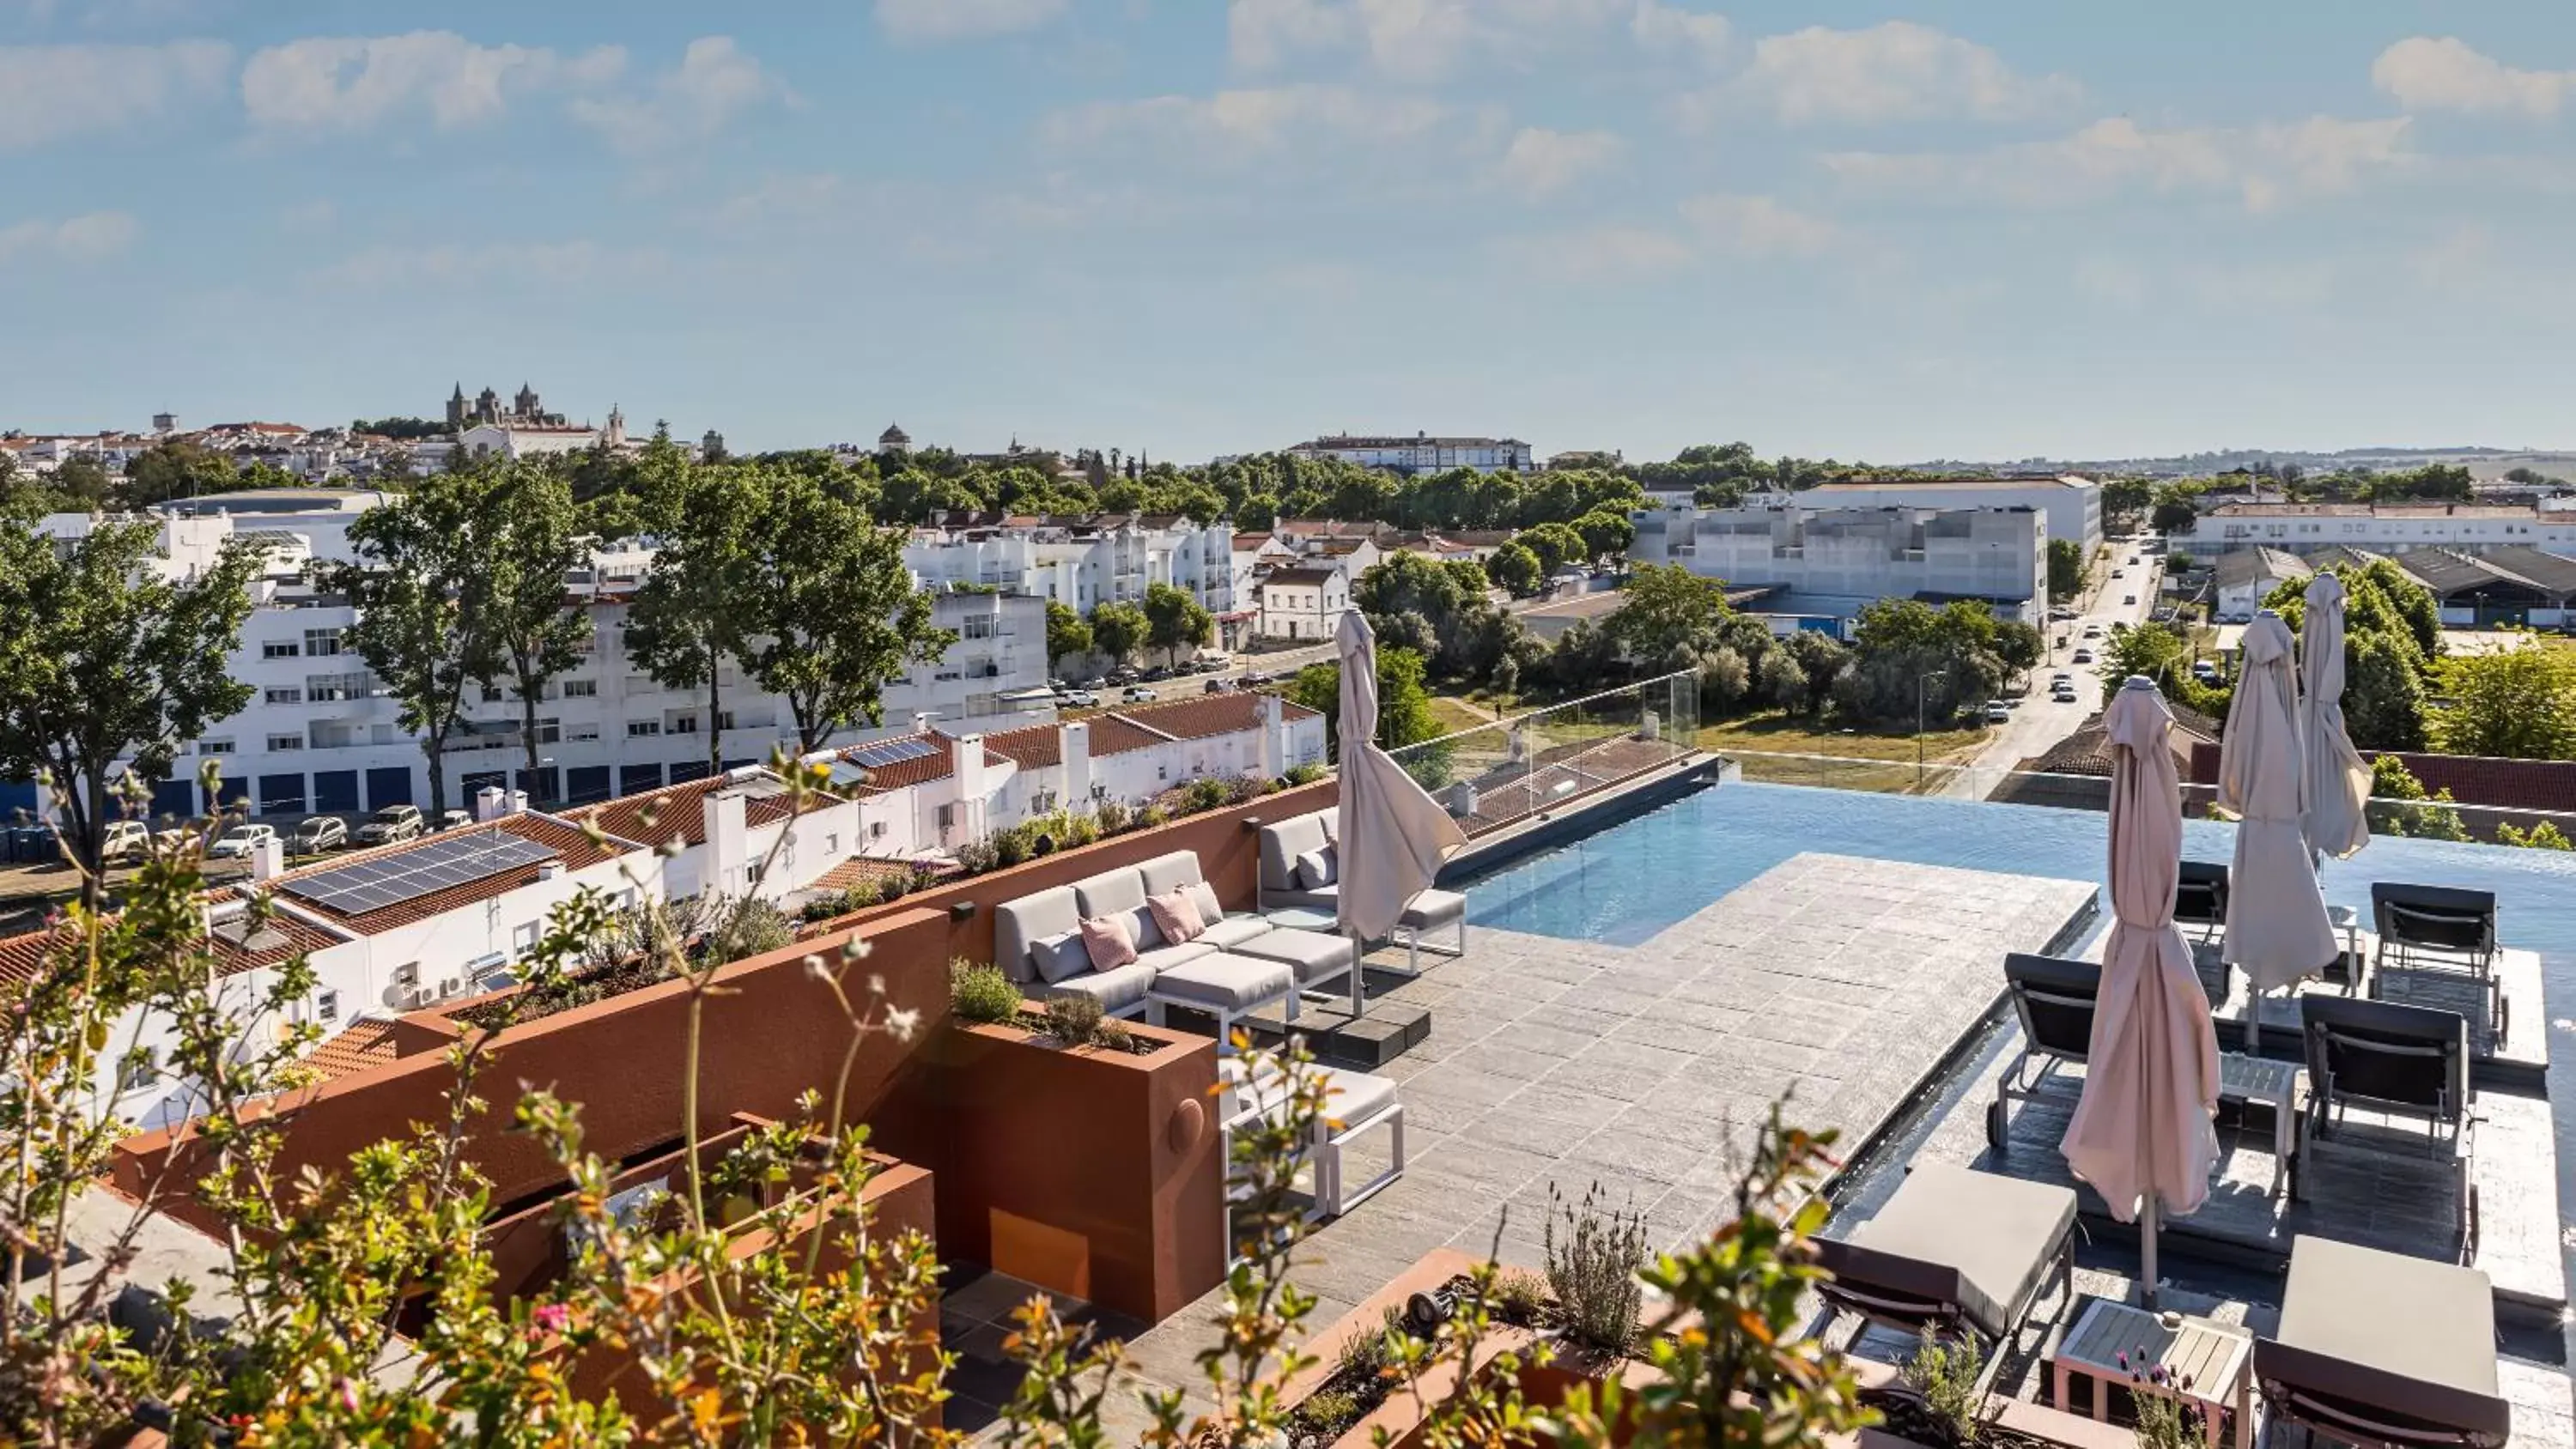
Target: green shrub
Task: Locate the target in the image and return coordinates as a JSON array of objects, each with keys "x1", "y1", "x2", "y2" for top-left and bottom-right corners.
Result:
[
  {"x1": 1138, "y1": 805, "x2": 1168, "y2": 828},
  {"x1": 993, "y1": 827, "x2": 1030, "y2": 868},
  {"x1": 1545, "y1": 1180, "x2": 1648, "y2": 1355},
  {"x1": 1905, "y1": 1334, "x2": 1985, "y2": 1446},
  {"x1": 1298, "y1": 1391, "x2": 1359, "y2": 1437},
  {"x1": 1042, "y1": 991, "x2": 1106, "y2": 1046},
  {"x1": 1283, "y1": 762, "x2": 1327, "y2": 786},
  {"x1": 954, "y1": 839, "x2": 999, "y2": 875},
  {"x1": 1492, "y1": 1268, "x2": 1547, "y2": 1326},
  {"x1": 698, "y1": 896, "x2": 793, "y2": 967},
  {"x1": 1182, "y1": 777, "x2": 1230, "y2": 813},
  {"x1": 1094, "y1": 799, "x2": 1132, "y2": 836},
  {"x1": 951, "y1": 960, "x2": 1022, "y2": 1025}
]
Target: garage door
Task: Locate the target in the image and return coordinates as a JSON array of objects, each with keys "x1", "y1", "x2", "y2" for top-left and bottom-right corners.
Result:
[
  {"x1": 366, "y1": 767, "x2": 414, "y2": 810},
  {"x1": 313, "y1": 770, "x2": 360, "y2": 814},
  {"x1": 620, "y1": 764, "x2": 664, "y2": 797},
  {"x1": 258, "y1": 773, "x2": 307, "y2": 817},
  {"x1": 564, "y1": 766, "x2": 612, "y2": 804}
]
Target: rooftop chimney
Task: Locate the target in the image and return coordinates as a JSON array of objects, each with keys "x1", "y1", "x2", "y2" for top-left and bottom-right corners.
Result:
[
  {"x1": 506, "y1": 787, "x2": 530, "y2": 815},
  {"x1": 1256, "y1": 694, "x2": 1286, "y2": 779},
  {"x1": 1060, "y1": 720, "x2": 1093, "y2": 809},
  {"x1": 249, "y1": 834, "x2": 285, "y2": 882},
  {"x1": 951, "y1": 735, "x2": 987, "y2": 844},
  {"x1": 703, "y1": 788, "x2": 750, "y2": 900},
  {"x1": 475, "y1": 785, "x2": 508, "y2": 822}
]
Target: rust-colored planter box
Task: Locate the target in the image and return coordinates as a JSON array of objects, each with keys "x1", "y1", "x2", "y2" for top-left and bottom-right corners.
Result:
[
  {"x1": 873, "y1": 1018, "x2": 1222, "y2": 1325},
  {"x1": 1844, "y1": 1361, "x2": 2142, "y2": 1449}
]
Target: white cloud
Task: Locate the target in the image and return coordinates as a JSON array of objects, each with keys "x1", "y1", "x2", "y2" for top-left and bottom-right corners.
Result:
[
  {"x1": 1678, "y1": 192, "x2": 1840, "y2": 256},
  {"x1": 310, "y1": 239, "x2": 661, "y2": 290},
  {"x1": 1227, "y1": 0, "x2": 1630, "y2": 82},
  {"x1": 1629, "y1": 0, "x2": 1728, "y2": 64},
  {"x1": 1743, "y1": 21, "x2": 2076, "y2": 125},
  {"x1": 1496, "y1": 126, "x2": 1621, "y2": 198},
  {"x1": 2410, "y1": 222, "x2": 2494, "y2": 287},
  {"x1": 1042, "y1": 83, "x2": 1454, "y2": 161},
  {"x1": 0, "y1": 40, "x2": 230, "y2": 151},
  {"x1": 1823, "y1": 114, "x2": 2411, "y2": 212},
  {"x1": 240, "y1": 31, "x2": 623, "y2": 133},
  {"x1": 0, "y1": 210, "x2": 138, "y2": 264},
  {"x1": 2372, "y1": 36, "x2": 2576, "y2": 119},
  {"x1": 568, "y1": 36, "x2": 790, "y2": 155},
  {"x1": 1495, "y1": 223, "x2": 1694, "y2": 282},
  {"x1": 875, "y1": 0, "x2": 1067, "y2": 43}
]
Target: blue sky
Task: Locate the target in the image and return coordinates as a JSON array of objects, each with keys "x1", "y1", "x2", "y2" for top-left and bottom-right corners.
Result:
[{"x1": 3, "y1": 1, "x2": 2573, "y2": 464}]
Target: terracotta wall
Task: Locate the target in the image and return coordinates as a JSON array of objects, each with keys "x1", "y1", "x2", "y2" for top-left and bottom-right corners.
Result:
[{"x1": 872, "y1": 1021, "x2": 1222, "y2": 1324}]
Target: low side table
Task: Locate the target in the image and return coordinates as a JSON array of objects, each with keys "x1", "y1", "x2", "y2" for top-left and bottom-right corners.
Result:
[
  {"x1": 2050, "y1": 1296, "x2": 2252, "y2": 1449},
  {"x1": 2215, "y1": 1052, "x2": 2299, "y2": 1197}
]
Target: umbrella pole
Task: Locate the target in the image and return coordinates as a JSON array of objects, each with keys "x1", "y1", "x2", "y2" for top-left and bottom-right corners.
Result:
[
  {"x1": 2245, "y1": 987, "x2": 2261, "y2": 1056},
  {"x1": 2140, "y1": 1196, "x2": 2160, "y2": 1310},
  {"x1": 1348, "y1": 928, "x2": 1367, "y2": 1016}
]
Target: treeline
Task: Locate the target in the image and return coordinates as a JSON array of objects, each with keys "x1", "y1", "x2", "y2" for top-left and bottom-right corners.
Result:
[{"x1": 2141, "y1": 463, "x2": 2480, "y2": 532}]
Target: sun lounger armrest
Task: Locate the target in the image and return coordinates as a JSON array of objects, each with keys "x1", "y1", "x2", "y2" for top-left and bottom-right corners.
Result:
[
  {"x1": 1811, "y1": 1238, "x2": 1970, "y2": 1335},
  {"x1": 2256, "y1": 1339, "x2": 2512, "y2": 1449}
]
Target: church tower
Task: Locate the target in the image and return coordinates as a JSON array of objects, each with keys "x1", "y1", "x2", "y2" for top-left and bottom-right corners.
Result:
[
  {"x1": 446, "y1": 383, "x2": 467, "y2": 432},
  {"x1": 605, "y1": 405, "x2": 626, "y2": 448}
]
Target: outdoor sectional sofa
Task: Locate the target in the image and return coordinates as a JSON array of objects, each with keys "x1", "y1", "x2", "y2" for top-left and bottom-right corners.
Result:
[{"x1": 994, "y1": 848, "x2": 1359, "y2": 1047}]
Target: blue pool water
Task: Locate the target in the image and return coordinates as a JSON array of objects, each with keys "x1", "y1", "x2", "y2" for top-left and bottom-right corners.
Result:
[{"x1": 1464, "y1": 780, "x2": 2576, "y2": 955}]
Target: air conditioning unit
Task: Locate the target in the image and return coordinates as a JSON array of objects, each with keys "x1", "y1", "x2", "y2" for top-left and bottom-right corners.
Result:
[
  {"x1": 436, "y1": 977, "x2": 462, "y2": 1000},
  {"x1": 388, "y1": 962, "x2": 419, "y2": 1009}
]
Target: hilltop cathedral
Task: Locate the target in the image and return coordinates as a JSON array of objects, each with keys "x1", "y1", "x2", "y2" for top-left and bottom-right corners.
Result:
[{"x1": 446, "y1": 382, "x2": 568, "y2": 432}]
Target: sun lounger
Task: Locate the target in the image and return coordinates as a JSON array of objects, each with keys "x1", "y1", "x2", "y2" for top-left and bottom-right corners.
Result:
[
  {"x1": 2253, "y1": 1235, "x2": 2511, "y2": 1449},
  {"x1": 1813, "y1": 1162, "x2": 2076, "y2": 1383},
  {"x1": 2294, "y1": 994, "x2": 2477, "y2": 1248},
  {"x1": 2371, "y1": 882, "x2": 2504, "y2": 1043},
  {"x1": 1987, "y1": 952, "x2": 2100, "y2": 1153},
  {"x1": 2175, "y1": 860, "x2": 2230, "y2": 943}
]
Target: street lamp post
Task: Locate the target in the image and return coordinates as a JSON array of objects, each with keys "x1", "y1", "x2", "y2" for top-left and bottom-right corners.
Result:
[{"x1": 1916, "y1": 669, "x2": 1947, "y2": 791}]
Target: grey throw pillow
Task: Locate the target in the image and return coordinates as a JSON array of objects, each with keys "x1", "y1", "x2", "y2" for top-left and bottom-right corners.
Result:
[
  {"x1": 1031, "y1": 930, "x2": 1091, "y2": 984},
  {"x1": 1188, "y1": 879, "x2": 1224, "y2": 924},
  {"x1": 1295, "y1": 846, "x2": 1337, "y2": 890}
]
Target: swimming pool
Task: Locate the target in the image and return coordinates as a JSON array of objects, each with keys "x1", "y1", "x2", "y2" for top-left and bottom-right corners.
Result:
[{"x1": 1461, "y1": 779, "x2": 2576, "y2": 954}]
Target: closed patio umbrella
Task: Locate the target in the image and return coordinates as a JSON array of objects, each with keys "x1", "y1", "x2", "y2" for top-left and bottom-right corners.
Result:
[
  {"x1": 2220, "y1": 612, "x2": 2341, "y2": 1051},
  {"x1": 2063, "y1": 677, "x2": 2221, "y2": 1309},
  {"x1": 2300, "y1": 573, "x2": 2372, "y2": 863},
  {"x1": 1334, "y1": 611, "x2": 1467, "y2": 1013}
]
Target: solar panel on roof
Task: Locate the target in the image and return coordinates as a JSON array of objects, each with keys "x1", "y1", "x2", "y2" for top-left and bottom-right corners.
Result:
[
  {"x1": 823, "y1": 760, "x2": 875, "y2": 791},
  {"x1": 851, "y1": 737, "x2": 940, "y2": 769},
  {"x1": 282, "y1": 831, "x2": 558, "y2": 917}
]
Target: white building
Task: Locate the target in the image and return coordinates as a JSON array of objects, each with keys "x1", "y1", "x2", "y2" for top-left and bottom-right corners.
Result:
[
  {"x1": 1286, "y1": 433, "x2": 1534, "y2": 476},
  {"x1": 1255, "y1": 561, "x2": 1353, "y2": 642},
  {"x1": 902, "y1": 512, "x2": 1235, "y2": 619},
  {"x1": 458, "y1": 421, "x2": 606, "y2": 460},
  {"x1": 1631, "y1": 502, "x2": 2046, "y2": 631},
  {"x1": 10, "y1": 499, "x2": 1052, "y2": 828},
  {"x1": 2166, "y1": 501, "x2": 2576, "y2": 558},
  {"x1": 2211, "y1": 547, "x2": 2313, "y2": 622},
  {"x1": 1789, "y1": 476, "x2": 2102, "y2": 555}
]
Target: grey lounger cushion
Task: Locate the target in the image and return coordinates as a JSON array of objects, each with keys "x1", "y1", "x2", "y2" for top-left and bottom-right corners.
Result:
[
  {"x1": 995, "y1": 885, "x2": 1082, "y2": 985},
  {"x1": 1816, "y1": 1162, "x2": 2076, "y2": 1343},
  {"x1": 1224, "y1": 1059, "x2": 1396, "y2": 1128},
  {"x1": 1198, "y1": 914, "x2": 1274, "y2": 950},
  {"x1": 1135, "y1": 942, "x2": 1216, "y2": 974},
  {"x1": 1034, "y1": 961, "x2": 1156, "y2": 1016},
  {"x1": 1260, "y1": 811, "x2": 1333, "y2": 900},
  {"x1": 1150, "y1": 953, "x2": 1293, "y2": 1010},
  {"x1": 1399, "y1": 889, "x2": 1467, "y2": 931},
  {"x1": 1229, "y1": 925, "x2": 1357, "y2": 986},
  {"x1": 2255, "y1": 1235, "x2": 2508, "y2": 1448}
]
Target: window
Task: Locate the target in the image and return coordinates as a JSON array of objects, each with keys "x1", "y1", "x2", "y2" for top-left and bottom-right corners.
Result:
[
  {"x1": 567, "y1": 721, "x2": 601, "y2": 743},
  {"x1": 936, "y1": 803, "x2": 957, "y2": 830},
  {"x1": 314, "y1": 989, "x2": 339, "y2": 1023},
  {"x1": 307, "y1": 673, "x2": 368, "y2": 702},
  {"x1": 627, "y1": 719, "x2": 661, "y2": 737},
  {"x1": 264, "y1": 687, "x2": 303, "y2": 706},
  {"x1": 118, "y1": 1049, "x2": 157, "y2": 1093},
  {"x1": 262, "y1": 640, "x2": 301, "y2": 659},
  {"x1": 562, "y1": 678, "x2": 598, "y2": 699},
  {"x1": 717, "y1": 711, "x2": 736, "y2": 731},
  {"x1": 481, "y1": 685, "x2": 504, "y2": 705},
  {"x1": 670, "y1": 714, "x2": 698, "y2": 735},
  {"x1": 512, "y1": 922, "x2": 540, "y2": 955},
  {"x1": 198, "y1": 739, "x2": 235, "y2": 755},
  {"x1": 823, "y1": 833, "x2": 841, "y2": 853},
  {"x1": 962, "y1": 615, "x2": 996, "y2": 640},
  {"x1": 266, "y1": 734, "x2": 305, "y2": 752},
  {"x1": 536, "y1": 718, "x2": 562, "y2": 745},
  {"x1": 303, "y1": 627, "x2": 343, "y2": 657}
]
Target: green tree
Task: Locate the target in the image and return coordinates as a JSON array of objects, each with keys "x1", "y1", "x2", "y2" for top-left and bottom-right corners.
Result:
[
  {"x1": 1353, "y1": 552, "x2": 1528, "y2": 682},
  {"x1": 2433, "y1": 645, "x2": 2576, "y2": 760},
  {"x1": 319, "y1": 472, "x2": 503, "y2": 822},
  {"x1": 0, "y1": 509, "x2": 261, "y2": 897},
  {"x1": 2045, "y1": 538, "x2": 2087, "y2": 603},
  {"x1": 1485, "y1": 540, "x2": 1543, "y2": 598},
  {"x1": 1044, "y1": 599, "x2": 1092, "y2": 669},
  {"x1": 2101, "y1": 477, "x2": 2154, "y2": 523},
  {"x1": 2499, "y1": 820, "x2": 2574, "y2": 850},
  {"x1": 481, "y1": 465, "x2": 592, "y2": 794},
  {"x1": 1141, "y1": 581, "x2": 1214, "y2": 666},
  {"x1": 1288, "y1": 645, "x2": 1438, "y2": 754},
  {"x1": 627, "y1": 455, "x2": 762, "y2": 778},
  {"x1": 1994, "y1": 619, "x2": 2044, "y2": 678},
  {"x1": 2260, "y1": 561, "x2": 2436, "y2": 750},
  {"x1": 2149, "y1": 482, "x2": 2204, "y2": 535},
  {"x1": 1519, "y1": 521, "x2": 1585, "y2": 575},
  {"x1": 1572, "y1": 509, "x2": 1636, "y2": 564},
  {"x1": 1835, "y1": 599, "x2": 2008, "y2": 726},
  {"x1": 1090, "y1": 600, "x2": 1148, "y2": 663},
  {"x1": 52, "y1": 456, "x2": 112, "y2": 509},
  {"x1": 737, "y1": 471, "x2": 956, "y2": 755},
  {"x1": 1603, "y1": 561, "x2": 1734, "y2": 672},
  {"x1": 120, "y1": 440, "x2": 238, "y2": 506}
]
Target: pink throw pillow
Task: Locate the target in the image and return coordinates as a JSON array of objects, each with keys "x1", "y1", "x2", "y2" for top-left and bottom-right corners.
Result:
[
  {"x1": 1078, "y1": 912, "x2": 1138, "y2": 970},
  {"x1": 1146, "y1": 888, "x2": 1205, "y2": 944}
]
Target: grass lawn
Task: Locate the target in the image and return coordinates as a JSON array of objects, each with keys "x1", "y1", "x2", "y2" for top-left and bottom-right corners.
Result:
[
  {"x1": 1424, "y1": 694, "x2": 1500, "y2": 737},
  {"x1": 1696, "y1": 711, "x2": 1992, "y2": 794}
]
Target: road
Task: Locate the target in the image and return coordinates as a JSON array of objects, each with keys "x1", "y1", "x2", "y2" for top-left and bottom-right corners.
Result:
[{"x1": 1932, "y1": 540, "x2": 2165, "y2": 800}]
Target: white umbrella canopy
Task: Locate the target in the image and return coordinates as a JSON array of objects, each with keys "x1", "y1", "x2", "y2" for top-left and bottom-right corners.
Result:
[
  {"x1": 2219, "y1": 612, "x2": 2341, "y2": 993},
  {"x1": 2063, "y1": 678, "x2": 2221, "y2": 1306},
  {"x1": 2300, "y1": 573, "x2": 2372, "y2": 862},
  {"x1": 1334, "y1": 612, "x2": 1467, "y2": 1007}
]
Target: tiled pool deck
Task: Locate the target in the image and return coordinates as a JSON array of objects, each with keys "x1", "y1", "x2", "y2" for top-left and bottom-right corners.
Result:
[{"x1": 949, "y1": 848, "x2": 2574, "y2": 1443}]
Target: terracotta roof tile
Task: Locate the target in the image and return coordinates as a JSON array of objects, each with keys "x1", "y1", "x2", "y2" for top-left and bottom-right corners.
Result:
[
  {"x1": 810, "y1": 857, "x2": 923, "y2": 894},
  {"x1": 835, "y1": 736, "x2": 957, "y2": 791},
  {"x1": 563, "y1": 774, "x2": 799, "y2": 850},
  {"x1": 1113, "y1": 692, "x2": 1315, "y2": 744},
  {"x1": 304, "y1": 1017, "x2": 400, "y2": 1082},
  {"x1": 0, "y1": 904, "x2": 346, "y2": 988},
  {"x1": 977, "y1": 721, "x2": 1063, "y2": 769}
]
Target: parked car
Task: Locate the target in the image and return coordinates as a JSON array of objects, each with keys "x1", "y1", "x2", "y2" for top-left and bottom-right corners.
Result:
[
  {"x1": 2050, "y1": 671, "x2": 2072, "y2": 685},
  {"x1": 2128, "y1": 555, "x2": 2141, "y2": 566},
  {"x1": 1105, "y1": 667, "x2": 1139, "y2": 686},
  {"x1": 1066, "y1": 688, "x2": 1098, "y2": 707},
  {"x1": 2192, "y1": 660, "x2": 2221, "y2": 682},
  {"x1": 2051, "y1": 684, "x2": 2080, "y2": 703},
  {"x1": 1047, "y1": 676, "x2": 1069, "y2": 692},
  {"x1": 2072, "y1": 647, "x2": 2094, "y2": 664},
  {"x1": 2082, "y1": 624, "x2": 2105, "y2": 638},
  {"x1": 207, "y1": 823, "x2": 277, "y2": 859},
  {"x1": 435, "y1": 809, "x2": 473, "y2": 832},
  {"x1": 1122, "y1": 684, "x2": 1156, "y2": 703},
  {"x1": 1204, "y1": 677, "x2": 1231, "y2": 694},
  {"x1": 101, "y1": 819, "x2": 153, "y2": 864},
  {"x1": 1237, "y1": 670, "x2": 1269, "y2": 686},
  {"x1": 291, "y1": 816, "x2": 348, "y2": 853},
  {"x1": 357, "y1": 803, "x2": 424, "y2": 844},
  {"x1": 1983, "y1": 701, "x2": 2013, "y2": 724}
]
